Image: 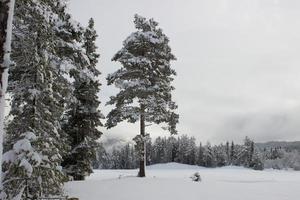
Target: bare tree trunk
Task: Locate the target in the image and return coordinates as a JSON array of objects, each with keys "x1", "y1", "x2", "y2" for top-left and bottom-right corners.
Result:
[
  {"x1": 138, "y1": 104, "x2": 146, "y2": 177},
  {"x1": 0, "y1": 0, "x2": 15, "y2": 182}
]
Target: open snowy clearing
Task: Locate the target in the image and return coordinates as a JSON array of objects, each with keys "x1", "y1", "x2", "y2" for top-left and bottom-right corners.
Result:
[{"x1": 65, "y1": 163, "x2": 300, "y2": 200}]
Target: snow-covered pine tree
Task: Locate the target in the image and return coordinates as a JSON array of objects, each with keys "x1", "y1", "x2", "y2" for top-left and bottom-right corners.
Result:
[
  {"x1": 225, "y1": 141, "x2": 230, "y2": 165},
  {"x1": 62, "y1": 18, "x2": 103, "y2": 180},
  {"x1": 197, "y1": 142, "x2": 205, "y2": 166},
  {"x1": 51, "y1": 0, "x2": 90, "y2": 163},
  {"x1": 152, "y1": 136, "x2": 166, "y2": 164},
  {"x1": 213, "y1": 144, "x2": 226, "y2": 167},
  {"x1": 203, "y1": 142, "x2": 216, "y2": 167},
  {"x1": 165, "y1": 136, "x2": 178, "y2": 162},
  {"x1": 237, "y1": 136, "x2": 255, "y2": 167},
  {"x1": 2, "y1": 1, "x2": 63, "y2": 199},
  {"x1": 269, "y1": 147, "x2": 284, "y2": 160},
  {"x1": 230, "y1": 141, "x2": 236, "y2": 165},
  {"x1": 164, "y1": 137, "x2": 172, "y2": 162},
  {"x1": 120, "y1": 144, "x2": 135, "y2": 169},
  {"x1": 187, "y1": 137, "x2": 197, "y2": 165},
  {"x1": 93, "y1": 143, "x2": 110, "y2": 169},
  {"x1": 176, "y1": 136, "x2": 184, "y2": 163},
  {"x1": 106, "y1": 14, "x2": 179, "y2": 177},
  {"x1": 2, "y1": 0, "x2": 83, "y2": 198},
  {"x1": 250, "y1": 150, "x2": 264, "y2": 170}
]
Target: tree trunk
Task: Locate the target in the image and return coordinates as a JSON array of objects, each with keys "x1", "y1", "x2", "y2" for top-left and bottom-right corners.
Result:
[
  {"x1": 138, "y1": 104, "x2": 146, "y2": 177},
  {"x1": 0, "y1": 0, "x2": 9, "y2": 90},
  {"x1": 0, "y1": 0, "x2": 15, "y2": 181}
]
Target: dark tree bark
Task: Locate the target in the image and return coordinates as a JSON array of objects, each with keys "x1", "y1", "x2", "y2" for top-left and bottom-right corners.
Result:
[
  {"x1": 138, "y1": 104, "x2": 146, "y2": 177},
  {"x1": 0, "y1": 0, "x2": 10, "y2": 92}
]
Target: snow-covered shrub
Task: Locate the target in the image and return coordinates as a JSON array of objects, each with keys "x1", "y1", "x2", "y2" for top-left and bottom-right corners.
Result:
[{"x1": 191, "y1": 172, "x2": 201, "y2": 182}]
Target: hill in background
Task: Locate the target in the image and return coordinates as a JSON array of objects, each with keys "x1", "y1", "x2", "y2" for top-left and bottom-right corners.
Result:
[{"x1": 256, "y1": 141, "x2": 300, "y2": 152}]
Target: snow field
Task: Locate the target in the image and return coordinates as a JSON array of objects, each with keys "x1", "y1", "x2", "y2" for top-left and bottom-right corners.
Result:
[{"x1": 65, "y1": 163, "x2": 300, "y2": 200}]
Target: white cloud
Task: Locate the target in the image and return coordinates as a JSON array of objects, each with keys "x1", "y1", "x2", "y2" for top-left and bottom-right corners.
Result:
[{"x1": 69, "y1": 0, "x2": 300, "y2": 144}]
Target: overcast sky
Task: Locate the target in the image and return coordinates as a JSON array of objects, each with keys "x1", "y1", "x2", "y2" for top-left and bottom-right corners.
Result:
[{"x1": 69, "y1": 0, "x2": 300, "y2": 144}]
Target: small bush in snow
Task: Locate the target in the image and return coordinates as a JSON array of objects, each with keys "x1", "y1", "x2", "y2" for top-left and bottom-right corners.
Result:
[{"x1": 191, "y1": 172, "x2": 201, "y2": 182}]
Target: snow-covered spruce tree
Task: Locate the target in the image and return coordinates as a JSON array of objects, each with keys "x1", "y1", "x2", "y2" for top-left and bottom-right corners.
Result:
[
  {"x1": 62, "y1": 18, "x2": 103, "y2": 181},
  {"x1": 1, "y1": 1, "x2": 82, "y2": 198},
  {"x1": 93, "y1": 143, "x2": 112, "y2": 169},
  {"x1": 213, "y1": 145, "x2": 226, "y2": 167},
  {"x1": 152, "y1": 136, "x2": 167, "y2": 164},
  {"x1": 197, "y1": 143, "x2": 205, "y2": 166},
  {"x1": 176, "y1": 135, "x2": 197, "y2": 164},
  {"x1": 106, "y1": 14, "x2": 179, "y2": 177},
  {"x1": 165, "y1": 136, "x2": 178, "y2": 162},
  {"x1": 0, "y1": 0, "x2": 15, "y2": 182},
  {"x1": 236, "y1": 136, "x2": 255, "y2": 167},
  {"x1": 230, "y1": 141, "x2": 237, "y2": 165},
  {"x1": 250, "y1": 150, "x2": 264, "y2": 170},
  {"x1": 187, "y1": 137, "x2": 197, "y2": 165},
  {"x1": 203, "y1": 142, "x2": 216, "y2": 167},
  {"x1": 225, "y1": 141, "x2": 230, "y2": 165}
]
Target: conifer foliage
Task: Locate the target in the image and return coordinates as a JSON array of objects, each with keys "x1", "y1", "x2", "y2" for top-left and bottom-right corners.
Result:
[
  {"x1": 62, "y1": 18, "x2": 103, "y2": 181},
  {"x1": 1, "y1": 1, "x2": 103, "y2": 199},
  {"x1": 94, "y1": 135, "x2": 265, "y2": 171},
  {"x1": 106, "y1": 14, "x2": 179, "y2": 177},
  {"x1": 2, "y1": 1, "x2": 69, "y2": 199}
]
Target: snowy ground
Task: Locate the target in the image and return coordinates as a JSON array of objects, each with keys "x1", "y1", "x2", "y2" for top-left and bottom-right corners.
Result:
[{"x1": 65, "y1": 163, "x2": 300, "y2": 200}]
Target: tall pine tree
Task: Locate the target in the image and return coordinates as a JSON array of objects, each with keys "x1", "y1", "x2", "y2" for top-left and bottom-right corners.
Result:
[
  {"x1": 62, "y1": 18, "x2": 103, "y2": 181},
  {"x1": 1, "y1": 0, "x2": 85, "y2": 198},
  {"x1": 106, "y1": 14, "x2": 179, "y2": 177}
]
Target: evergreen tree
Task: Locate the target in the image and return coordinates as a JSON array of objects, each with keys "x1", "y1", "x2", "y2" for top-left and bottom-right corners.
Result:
[
  {"x1": 111, "y1": 148, "x2": 120, "y2": 169},
  {"x1": 269, "y1": 147, "x2": 284, "y2": 160},
  {"x1": 225, "y1": 141, "x2": 230, "y2": 165},
  {"x1": 62, "y1": 18, "x2": 103, "y2": 180},
  {"x1": 237, "y1": 136, "x2": 255, "y2": 167},
  {"x1": 197, "y1": 143, "x2": 205, "y2": 166},
  {"x1": 93, "y1": 143, "x2": 111, "y2": 169},
  {"x1": 102, "y1": 143, "x2": 138, "y2": 170},
  {"x1": 213, "y1": 144, "x2": 226, "y2": 167},
  {"x1": 203, "y1": 142, "x2": 216, "y2": 167},
  {"x1": 187, "y1": 137, "x2": 197, "y2": 165},
  {"x1": 250, "y1": 150, "x2": 264, "y2": 170},
  {"x1": 2, "y1": 1, "x2": 71, "y2": 198},
  {"x1": 165, "y1": 136, "x2": 178, "y2": 162},
  {"x1": 152, "y1": 137, "x2": 166, "y2": 164},
  {"x1": 177, "y1": 135, "x2": 190, "y2": 164},
  {"x1": 106, "y1": 14, "x2": 179, "y2": 177},
  {"x1": 1, "y1": 0, "x2": 93, "y2": 198},
  {"x1": 230, "y1": 141, "x2": 236, "y2": 165}
]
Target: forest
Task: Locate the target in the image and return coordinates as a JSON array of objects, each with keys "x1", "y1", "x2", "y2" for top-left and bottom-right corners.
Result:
[
  {"x1": 94, "y1": 135, "x2": 300, "y2": 171},
  {"x1": 1, "y1": 0, "x2": 300, "y2": 200}
]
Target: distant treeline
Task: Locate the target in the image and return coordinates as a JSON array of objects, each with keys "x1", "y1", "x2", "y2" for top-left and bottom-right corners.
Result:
[{"x1": 94, "y1": 135, "x2": 300, "y2": 171}]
